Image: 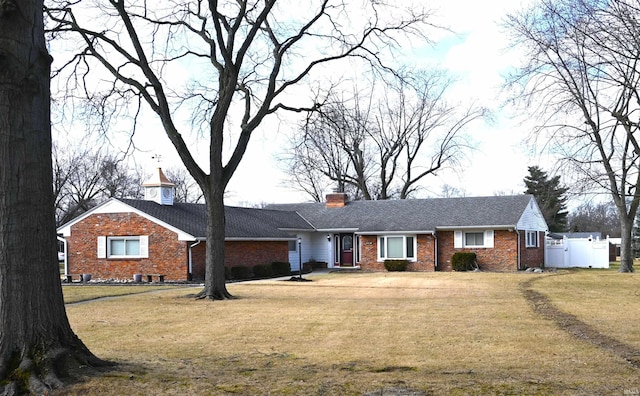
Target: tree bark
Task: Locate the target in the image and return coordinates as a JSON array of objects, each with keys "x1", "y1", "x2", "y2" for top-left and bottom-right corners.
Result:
[
  {"x1": 198, "y1": 185, "x2": 232, "y2": 299},
  {"x1": 0, "y1": 0, "x2": 105, "y2": 392},
  {"x1": 618, "y1": 215, "x2": 635, "y2": 273}
]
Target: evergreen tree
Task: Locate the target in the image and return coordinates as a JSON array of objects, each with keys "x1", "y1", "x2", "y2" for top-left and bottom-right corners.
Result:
[{"x1": 524, "y1": 166, "x2": 569, "y2": 232}]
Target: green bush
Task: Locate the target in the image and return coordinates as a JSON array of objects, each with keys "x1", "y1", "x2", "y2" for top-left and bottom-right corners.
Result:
[
  {"x1": 271, "y1": 261, "x2": 291, "y2": 276},
  {"x1": 384, "y1": 259, "x2": 409, "y2": 272},
  {"x1": 252, "y1": 264, "x2": 273, "y2": 278},
  {"x1": 451, "y1": 252, "x2": 477, "y2": 271},
  {"x1": 230, "y1": 266, "x2": 251, "y2": 280}
]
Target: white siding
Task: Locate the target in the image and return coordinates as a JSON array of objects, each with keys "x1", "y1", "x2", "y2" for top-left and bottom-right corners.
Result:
[
  {"x1": 517, "y1": 197, "x2": 548, "y2": 231},
  {"x1": 287, "y1": 233, "x2": 331, "y2": 271}
]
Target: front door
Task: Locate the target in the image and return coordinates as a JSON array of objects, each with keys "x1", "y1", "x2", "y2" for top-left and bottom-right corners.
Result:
[{"x1": 340, "y1": 233, "x2": 354, "y2": 266}]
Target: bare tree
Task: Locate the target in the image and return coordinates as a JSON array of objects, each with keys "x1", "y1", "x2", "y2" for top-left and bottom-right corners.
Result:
[
  {"x1": 287, "y1": 71, "x2": 485, "y2": 200},
  {"x1": 53, "y1": 146, "x2": 144, "y2": 226},
  {"x1": 569, "y1": 200, "x2": 620, "y2": 238},
  {"x1": 46, "y1": 1, "x2": 433, "y2": 298},
  {"x1": 165, "y1": 167, "x2": 204, "y2": 203},
  {"x1": 505, "y1": 0, "x2": 640, "y2": 272},
  {"x1": 0, "y1": 0, "x2": 104, "y2": 392}
]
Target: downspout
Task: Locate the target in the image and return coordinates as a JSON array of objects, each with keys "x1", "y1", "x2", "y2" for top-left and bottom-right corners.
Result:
[
  {"x1": 515, "y1": 229, "x2": 521, "y2": 270},
  {"x1": 188, "y1": 240, "x2": 201, "y2": 281},
  {"x1": 57, "y1": 236, "x2": 67, "y2": 276},
  {"x1": 431, "y1": 231, "x2": 438, "y2": 271}
]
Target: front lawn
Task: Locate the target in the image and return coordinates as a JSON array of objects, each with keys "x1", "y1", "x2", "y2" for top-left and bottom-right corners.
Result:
[{"x1": 61, "y1": 270, "x2": 639, "y2": 395}]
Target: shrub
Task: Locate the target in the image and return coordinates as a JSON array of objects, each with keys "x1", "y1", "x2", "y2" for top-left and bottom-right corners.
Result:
[
  {"x1": 230, "y1": 266, "x2": 251, "y2": 280},
  {"x1": 252, "y1": 264, "x2": 273, "y2": 278},
  {"x1": 384, "y1": 259, "x2": 409, "y2": 272},
  {"x1": 451, "y1": 252, "x2": 477, "y2": 271},
  {"x1": 271, "y1": 261, "x2": 291, "y2": 276}
]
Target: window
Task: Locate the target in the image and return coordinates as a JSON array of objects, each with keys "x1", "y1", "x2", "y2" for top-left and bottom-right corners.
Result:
[
  {"x1": 97, "y1": 236, "x2": 148, "y2": 258},
  {"x1": 454, "y1": 230, "x2": 494, "y2": 248},
  {"x1": 526, "y1": 231, "x2": 538, "y2": 247},
  {"x1": 465, "y1": 232, "x2": 484, "y2": 246},
  {"x1": 355, "y1": 235, "x2": 361, "y2": 263},
  {"x1": 378, "y1": 235, "x2": 416, "y2": 261},
  {"x1": 288, "y1": 240, "x2": 297, "y2": 252},
  {"x1": 109, "y1": 237, "x2": 140, "y2": 257}
]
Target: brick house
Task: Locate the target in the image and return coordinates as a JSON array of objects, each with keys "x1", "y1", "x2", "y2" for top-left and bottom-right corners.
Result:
[
  {"x1": 57, "y1": 168, "x2": 313, "y2": 281},
  {"x1": 268, "y1": 193, "x2": 548, "y2": 272},
  {"x1": 58, "y1": 169, "x2": 548, "y2": 280}
]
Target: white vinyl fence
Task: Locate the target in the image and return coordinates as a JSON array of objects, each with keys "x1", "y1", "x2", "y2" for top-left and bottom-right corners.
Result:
[{"x1": 545, "y1": 236, "x2": 610, "y2": 269}]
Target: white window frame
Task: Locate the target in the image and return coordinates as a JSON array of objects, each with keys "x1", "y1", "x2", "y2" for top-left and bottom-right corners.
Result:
[
  {"x1": 526, "y1": 230, "x2": 539, "y2": 247},
  {"x1": 454, "y1": 230, "x2": 494, "y2": 249},
  {"x1": 465, "y1": 232, "x2": 484, "y2": 247},
  {"x1": 377, "y1": 235, "x2": 417, "y2": 261},
  {"x1": 98, "y1": 236, "x2": 149, "y2": 258}
]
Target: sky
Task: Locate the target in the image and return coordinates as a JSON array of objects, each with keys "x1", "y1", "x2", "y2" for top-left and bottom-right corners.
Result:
[
  {"x1": 218, "y1": 0, "x2": 539, "y2": 206},
  {"x1": 54, "y1": 0, "x2": 543, "y2": 207}
]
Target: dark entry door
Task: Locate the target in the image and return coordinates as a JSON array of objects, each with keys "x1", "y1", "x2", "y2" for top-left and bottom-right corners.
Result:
[{"x1": 340, "y1": 234, "x2": 354, "y2": 266}]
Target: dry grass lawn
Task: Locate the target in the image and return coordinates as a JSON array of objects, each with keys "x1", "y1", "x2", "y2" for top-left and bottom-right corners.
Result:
[
  {"x1": 60, "y1": 271, "x2": 639, "y2": 395},
  {"x1": 62, "y1": 285, "x2": 187, "y2": 304}
]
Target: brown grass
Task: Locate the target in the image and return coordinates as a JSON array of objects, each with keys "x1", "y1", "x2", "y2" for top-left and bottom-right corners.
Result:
[
  {"x1": 62, "y1": 285, "x2": 190, "y2": 304},
  {"x1": 60, "y1": 271, "x2": 639, "y2": 395}
]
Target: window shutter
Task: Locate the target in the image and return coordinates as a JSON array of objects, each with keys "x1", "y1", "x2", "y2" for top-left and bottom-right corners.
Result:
[
  {"x1": 454, "y1": 231, "x2": 463, "y2": 248},
  {"x1": 139, "y1": 235, "x2": 149, "y2": 258},
  {"x1": 97, "y1": 236, "x2": 106, "y2": 258},
  {"x1": 484, "y1": 230, "x2": 494, "y2": 248}
]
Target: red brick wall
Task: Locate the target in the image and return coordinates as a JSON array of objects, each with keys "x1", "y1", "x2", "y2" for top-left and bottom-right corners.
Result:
[
  {"x1": 520, "y1": 231, "x2": 545, "y2": 269},
  {"x1": 224, "y1": 241, "x2": 288, "y2": 270},
  {"x1": 190, "y1": 241, "x2": 206, "y2": 280},
  {"x1": 66, "y1": 214, "x2": 291, "y2": 281},
  {"x1": 357, "y1": 234, "x2": 436, "y2": 271},
  {"x1": 189, "y1": 240, "x2": 290, "y2": 280},
  {"x1": 67, "y1": 213, "x2": 189, "y2": 281},
  {"x1": 437, "y1": 230, "x2": 519, "y2": 272}
]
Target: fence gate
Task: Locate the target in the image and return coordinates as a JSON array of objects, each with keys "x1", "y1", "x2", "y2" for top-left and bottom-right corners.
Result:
[{"x1": 545, "y1": 236, "x2": 610, "y2": 269}]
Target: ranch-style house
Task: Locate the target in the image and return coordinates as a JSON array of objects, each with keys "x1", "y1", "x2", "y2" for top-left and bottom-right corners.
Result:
[{"x1": 57, "y1": 168, "x2": 548, "y2": 281}]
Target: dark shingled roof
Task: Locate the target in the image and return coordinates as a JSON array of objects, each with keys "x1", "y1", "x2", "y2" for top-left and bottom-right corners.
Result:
[
  {"x1": 120, "y1": 199, "x2": 313, "y2": 239},
  {"x1": 266, "y1": 195, "x2": 535, "y2": 232}
]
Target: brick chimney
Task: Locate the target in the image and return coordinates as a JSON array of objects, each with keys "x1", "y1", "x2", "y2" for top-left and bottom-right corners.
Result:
[{"x1": 326, "y1": 192, "x2": 349, "y2": 208}]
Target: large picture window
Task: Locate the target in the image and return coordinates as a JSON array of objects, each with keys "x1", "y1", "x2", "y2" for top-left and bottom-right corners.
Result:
[{"x1": 378, "y1": 235, "x2": 416, "y2": 261}]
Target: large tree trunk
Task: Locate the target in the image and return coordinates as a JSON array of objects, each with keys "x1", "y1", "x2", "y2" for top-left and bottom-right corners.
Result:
[
  {"x1": 619, "y1": 216, "x2": 635, "y2": 273},
  {"x1": 0, "y1": 1, "x2": 104, "y2": 393},
  {"x1": 198, "y1": 179, "x2": 232, "y2": 300}
]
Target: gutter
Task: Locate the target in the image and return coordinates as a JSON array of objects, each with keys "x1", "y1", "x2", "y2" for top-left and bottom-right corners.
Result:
[
  {"x1": 188, "y1": 240, "x2": 202, "y2": 281},
  {"x1": 431, "y1": 231, "x2": 438, "y2": 271},
  {"x1": 515, "y1": 229, "x2": 521, "y2": 270},
  {"x1": 57, "y1": 236, "x2": 67, "y2": 276}
]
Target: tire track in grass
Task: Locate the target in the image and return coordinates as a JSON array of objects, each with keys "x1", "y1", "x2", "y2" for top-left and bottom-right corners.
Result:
[{"x1": 520, "y1": 276, "x2": 640, "y2": 369}]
